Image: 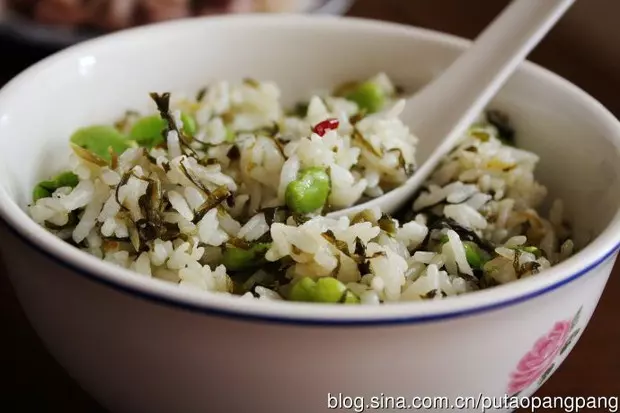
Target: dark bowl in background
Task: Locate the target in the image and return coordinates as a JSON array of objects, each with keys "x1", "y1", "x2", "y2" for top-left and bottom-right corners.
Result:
[{"x1": 0, "y1": 0, "x2": 355, "y2": 49}]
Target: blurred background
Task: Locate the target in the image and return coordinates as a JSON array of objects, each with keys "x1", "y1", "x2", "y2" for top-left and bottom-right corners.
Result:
[{"x1": 0, "y1": 0, "x2": 618, "y2": 411}]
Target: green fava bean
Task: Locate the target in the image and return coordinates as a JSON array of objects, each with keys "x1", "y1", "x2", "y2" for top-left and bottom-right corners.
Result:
[
  {"x1": 221, "y1": 243, "x2": 270, "y2": 271},
  {"x1": 70, "y1": 125, "x2": 131, "y2": 161},
  {"x1": 54, "y1": 171, "x2": 80, "y2": 188},
  {"x1": 288, "y1": 277, "x2": 316, "y2": 302},
  {"x1": 32, "y1": 186, "x2": 51, "y2": 202},
  {"x1": 129, "y1": 112, "x2": 197, "y2": 148},
  {"x1": 129, "y1": 115, "x2": 166, "y2": 148},
  {"x1": 285, "y1": 167, "x2": 330, "y2": 215},
  {"x1": 32, "y1": 171, "x2": 79, "y2": 202},
  {"x1": 313, "y1": 277, "x2": 348, "y2": 303},
  {"x1": 345, "y1": 81, "x2": 386, "y2": 113}
]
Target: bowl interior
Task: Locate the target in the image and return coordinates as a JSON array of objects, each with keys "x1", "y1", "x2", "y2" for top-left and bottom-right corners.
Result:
[{"x1": 0, "y1": 15, "x2": 619, "y2": 277}]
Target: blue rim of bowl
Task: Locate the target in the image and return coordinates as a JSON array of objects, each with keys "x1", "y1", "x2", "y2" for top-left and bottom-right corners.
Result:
[{"x1": 0, "y1": 15, "x2": 619, "y2": 327}]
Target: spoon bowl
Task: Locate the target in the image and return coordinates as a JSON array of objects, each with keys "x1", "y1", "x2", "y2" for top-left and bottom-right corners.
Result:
[{"x1": 327, "y1": 0, "x2": 576, "y2": 219}]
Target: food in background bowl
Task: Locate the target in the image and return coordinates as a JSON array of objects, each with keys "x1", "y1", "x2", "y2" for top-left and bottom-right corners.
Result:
[
  {"x1": 27, "y1": 73, "x2": 575, "y2": 304},
  {"x1": 4, "y1": 0, "x2": 334, "y2": 30}
]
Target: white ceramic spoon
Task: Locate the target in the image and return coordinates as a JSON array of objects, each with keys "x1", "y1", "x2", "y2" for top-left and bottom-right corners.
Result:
[{"x1": 328, "y1": 0, "x2": 575, "y2": 218}]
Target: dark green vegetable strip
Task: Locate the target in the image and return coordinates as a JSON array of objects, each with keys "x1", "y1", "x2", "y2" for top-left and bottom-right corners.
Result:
[
  {"x1": 427, "y1": 217, "x2": 496, "y2": 254},
  {"x1": 486, "y1": 110, "x2": 515, "y2": 145},
  {"x1": 193, "y1": 186, "x2": 232, "y2": 223},
  {"x1": 321, "y1": 230, "x2": 351, "y2": 257},
  {"x1": 378, "y1": 213, "x2": 397, "y2": 235},
  {"x1": 339, "y1": 289, "x2": 361, "y2": 304},
  {"x1": 290, "y1": 101, "x2": 309, "y2": 118},
  {"x1": 243, "y1": 78, "x2": 260, "y2": 88},
  {"x1": 462, "y1": 241, "x2": 489, "y2": 269},
  {"x1": 242, "y1": 271, "x2": 276, "y2": 293},
  {"x1": 333, "y1": 81, "x2": 360, "y2": 97},
  {"x1": 352, "y1": 129, "x2": 382, "y2": 157},
  {"x1": 149, "y1": 93, "x2": 198, "y2": 156},
  {"x1": 438, "y1": 232, "x2": 490, "y2": 269},
  {"x1": 350, "y1": 209, "x2": 377, "y2": 225},
  {"x1": 44, "y1": 210, "x2": 79, "y2": 231}
]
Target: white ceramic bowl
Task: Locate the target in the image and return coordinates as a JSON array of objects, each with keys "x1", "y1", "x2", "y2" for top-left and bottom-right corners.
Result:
[{"x1": 1, "y1": 15, "x2": 619, "y2": 413}]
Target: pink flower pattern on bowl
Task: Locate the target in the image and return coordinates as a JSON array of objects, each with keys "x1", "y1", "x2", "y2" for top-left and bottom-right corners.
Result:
[{"x1": 507, "y1": 306, "x2": 583, "y2": 396}]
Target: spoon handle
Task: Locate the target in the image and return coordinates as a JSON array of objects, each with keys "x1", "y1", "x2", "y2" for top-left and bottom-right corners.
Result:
[{"x1": 409, "y1": 0, "x2": 575, "y2": 164}]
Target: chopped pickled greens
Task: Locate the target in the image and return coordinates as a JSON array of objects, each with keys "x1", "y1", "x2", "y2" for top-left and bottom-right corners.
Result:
[
  {"x1": 486, "y1": 110, "x2": 515, "y2": 145},
  {"x1": 352, "y1": 128, "x2": 382, "y2": 157},
  {"x1": 339, "y1": 289, "x2": 361, "y2": 304},
  {"x1": 436, "y1": 233, "x2": 490, "y2": 270},
  {"x1": 196, "y1": 87, "x2": 208, "y2": 102},
  {"x1": 25, "y1": 75, "x2": 570, "y2": 306},
  {"x1": 290, "y1": 101, "x2": 309, "y2": 118},
  {"x1": 193, "y1": 186, "x2": 232, "y2": 223},
  {"x1": 378, "y1": 213, "x2": 397, "y2": 235},
  {"x1": 241, "y1": 270, "x2": 277, "y2": 292},
  {"x1": 469, "y1": 128, "x2": 491, "y2": 142},
  {"x1": 321, "y1": 230, "x2": 352, "y2": 257},
  {"x1": 428, "y1": 217, "x2": 496, "y2": 254},
  {"x1": 149, "y1": 93, "x2": 198, "y2": 156},
  {"x1": 350, "y1": 209, "x2": 378, "y2": 225},
  {"x1": 243, "y1": 78, "x2": 261, "y2": 88}
]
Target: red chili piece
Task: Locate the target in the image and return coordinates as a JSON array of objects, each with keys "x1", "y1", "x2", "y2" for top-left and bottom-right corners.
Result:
[{"x1": 312, "y1": 118, "x2": 340, "y2": 137}]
